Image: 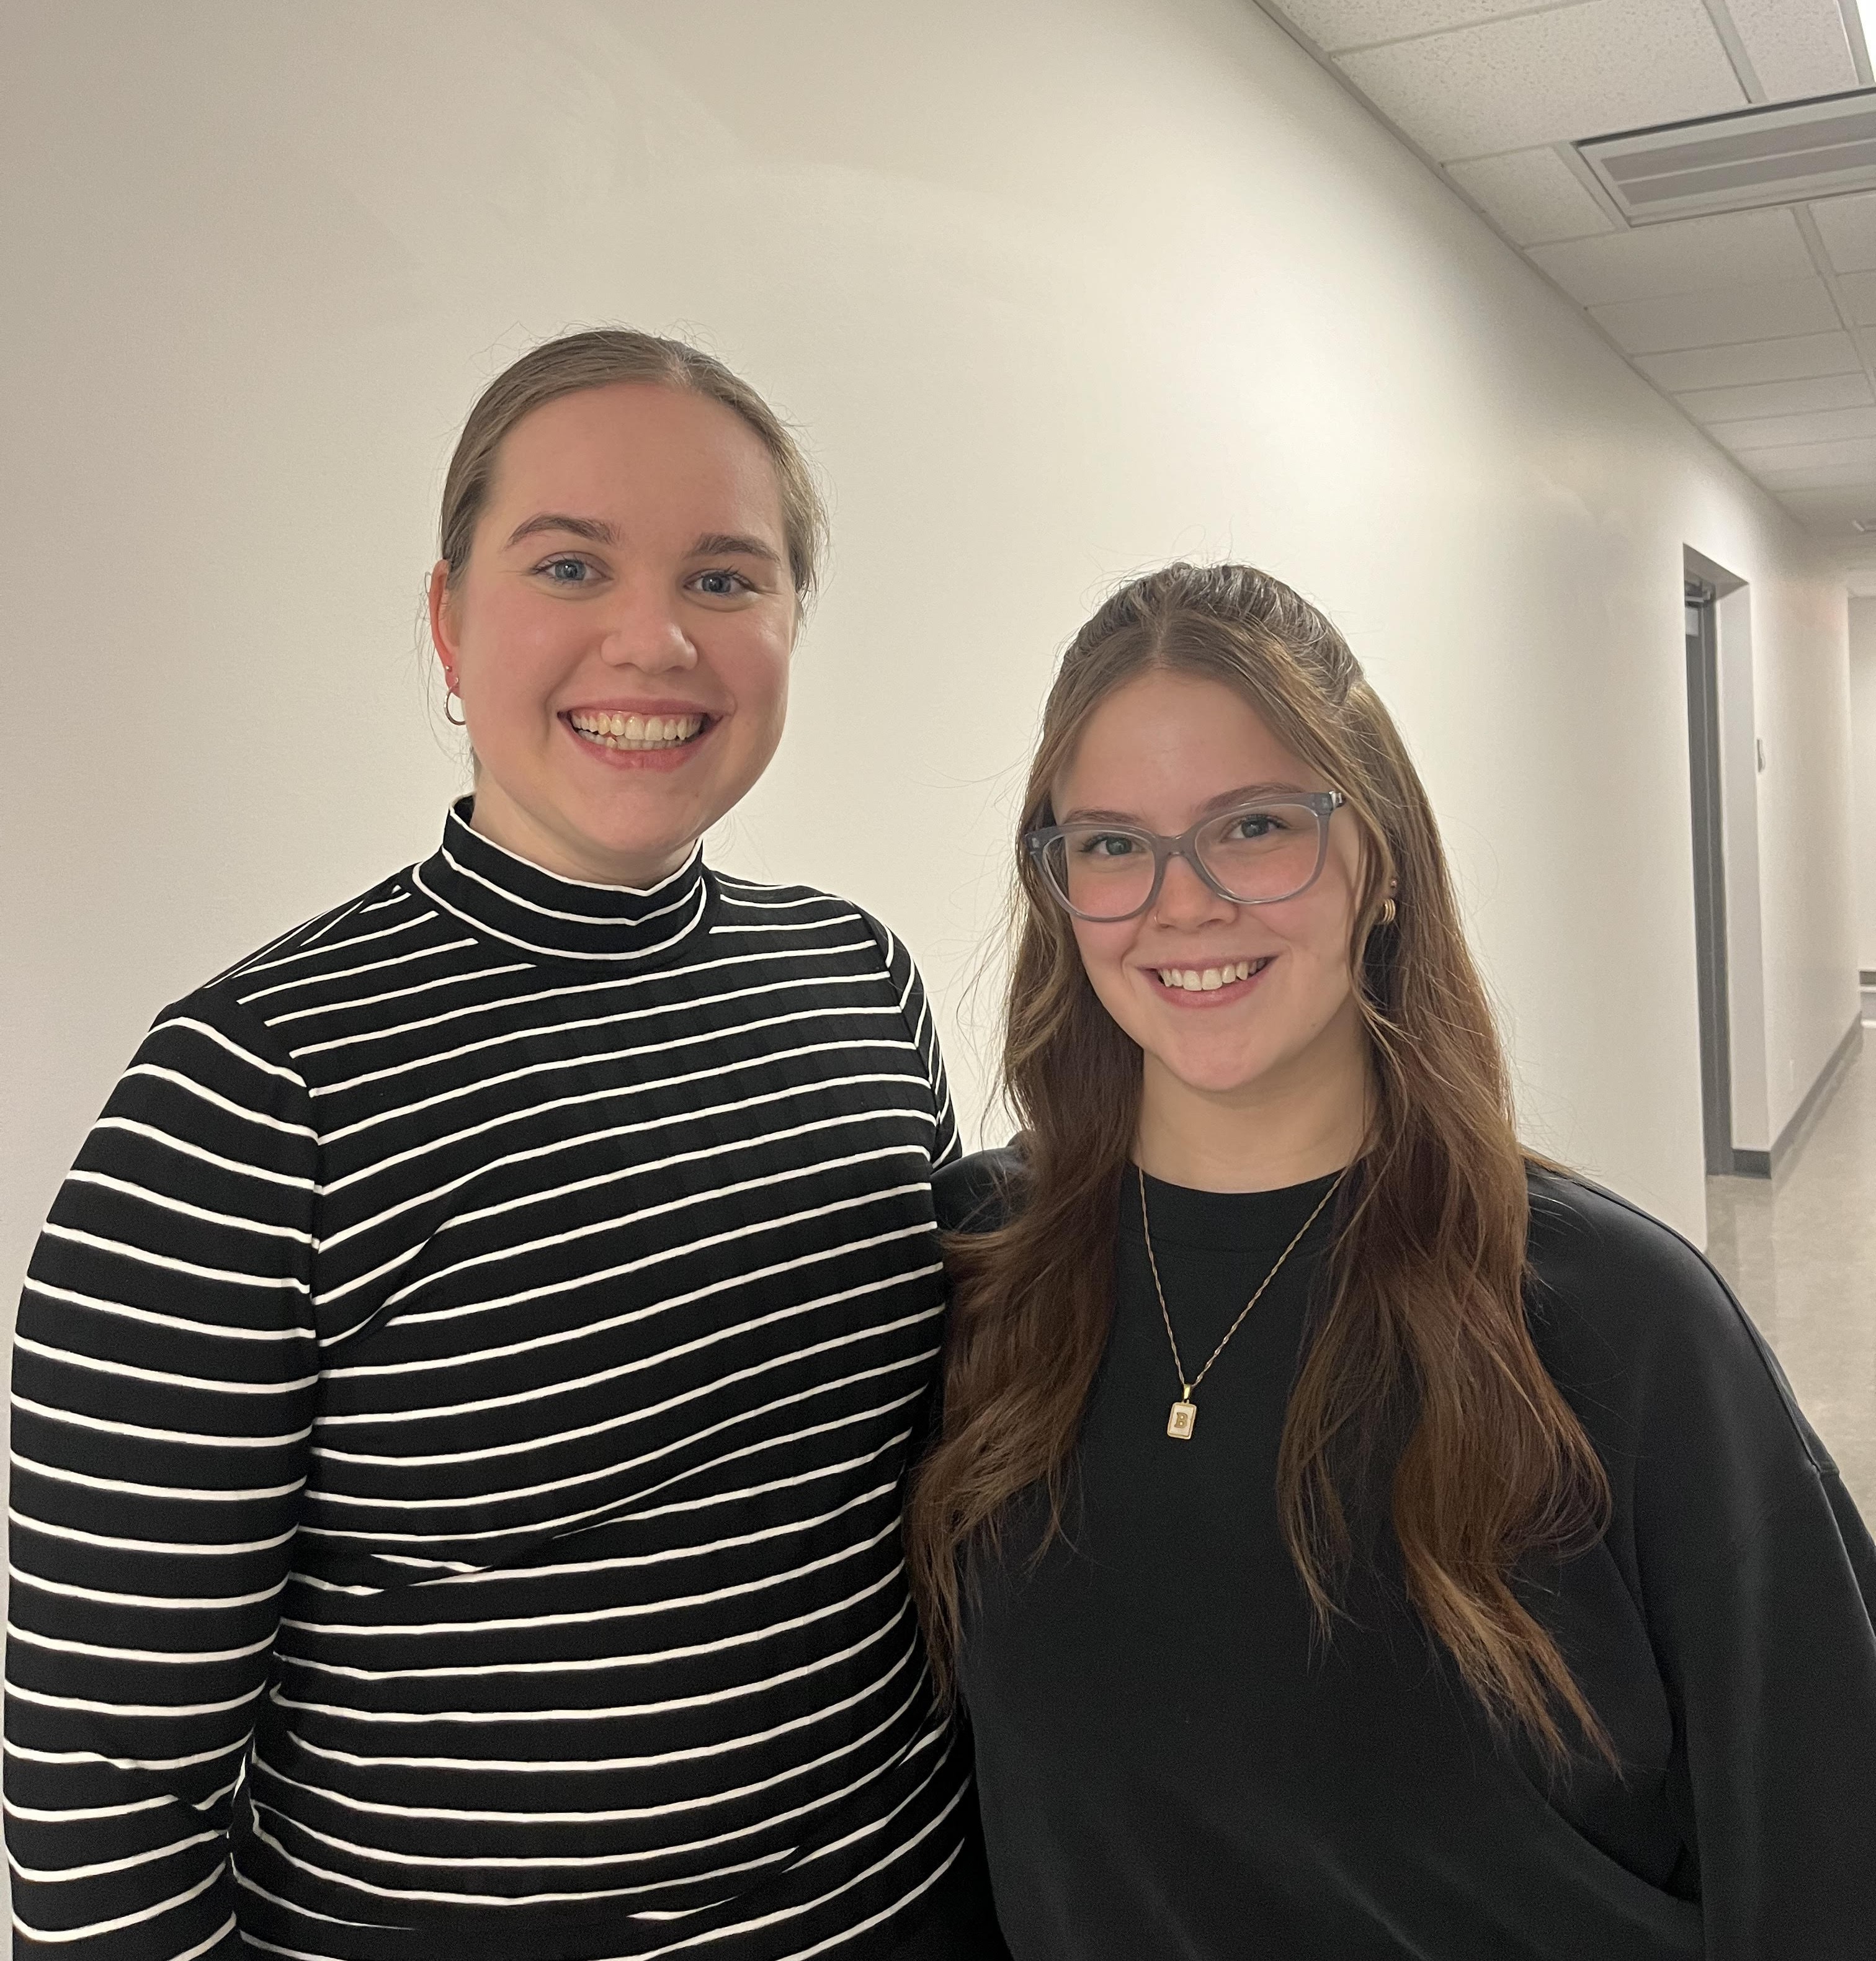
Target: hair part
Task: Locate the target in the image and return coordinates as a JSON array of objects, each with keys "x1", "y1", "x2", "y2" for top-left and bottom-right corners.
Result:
[
  {"x1": 906, "y1": 561, "x2": 1616, "y2": 1770},
  {"x1": 437, "y1": 328, "x2": 828, "y2": 607}
]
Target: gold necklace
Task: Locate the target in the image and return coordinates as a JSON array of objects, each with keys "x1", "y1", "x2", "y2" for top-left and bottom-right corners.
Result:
[{"x1": 1138, "y1": 1162, "x2": 1348, "y2": 1441}]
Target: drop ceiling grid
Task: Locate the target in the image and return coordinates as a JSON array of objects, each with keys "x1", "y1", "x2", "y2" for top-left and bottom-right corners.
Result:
[{"x1": 1256, "y1": 0, "x2": 1876, "y2": 542}]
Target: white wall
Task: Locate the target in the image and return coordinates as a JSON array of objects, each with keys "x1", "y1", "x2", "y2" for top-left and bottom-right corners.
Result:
[
  {"x1": 2, "y1": 0, "x2": 1864, "y2": 1328},
  {"x1": 1852, "y1": 601, "x2": 1876, "y2": 978}
]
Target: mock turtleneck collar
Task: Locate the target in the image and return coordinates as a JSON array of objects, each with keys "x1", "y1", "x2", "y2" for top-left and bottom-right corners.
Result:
[{"x1": 412, "y1": 798, "x2": 715, "y2": 966}]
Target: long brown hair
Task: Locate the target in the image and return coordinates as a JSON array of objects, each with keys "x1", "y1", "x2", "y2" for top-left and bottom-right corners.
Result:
[{"x1": 906, "y1": 562, "x2": 1614, "y2": 1767}]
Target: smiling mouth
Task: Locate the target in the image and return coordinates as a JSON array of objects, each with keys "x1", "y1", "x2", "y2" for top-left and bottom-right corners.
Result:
[
  {"x1": 1153, "y1": 957, "x2": 1272, "y2": 993},
  {"x1": 565, "y1": 710, "x2": 709, "y2": 752}
]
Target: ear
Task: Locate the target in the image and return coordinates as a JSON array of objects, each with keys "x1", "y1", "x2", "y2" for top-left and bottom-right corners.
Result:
[{"x1": 427, "y1": 559, "x2": 459, "y2": 677}]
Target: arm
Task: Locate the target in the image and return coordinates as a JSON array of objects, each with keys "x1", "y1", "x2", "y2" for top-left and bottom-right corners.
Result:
[
  {"x1": 1600, "y1": 1200, "x2": 1876, "y2": 1957},
  {"x1": 861, "y1": 914, "x2": 960, "y2": 1169},
  {"x1": 6, "y1": 999, "x2": 320, "y2": 1959}
]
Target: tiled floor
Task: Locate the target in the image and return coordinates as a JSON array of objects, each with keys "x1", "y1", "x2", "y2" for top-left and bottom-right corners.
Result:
[{"x1": 1705, "y1": 1026, "x2": 1875, "y2": 1526}]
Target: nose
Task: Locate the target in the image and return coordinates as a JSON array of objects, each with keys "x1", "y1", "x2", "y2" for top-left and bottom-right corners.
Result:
[
  {"x1": 1151, "y1": 849, "x2": 1236, "y2": 929},
  {"x1": 597, "y1": 582, "x2": 697, "y2": 674}
]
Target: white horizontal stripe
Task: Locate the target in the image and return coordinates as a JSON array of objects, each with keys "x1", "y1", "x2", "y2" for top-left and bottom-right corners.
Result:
[
  {"x1": 4, "y1": 1736, "x2": 246, "y2": 1774},
  {"x1": 297, "y1": 1406, "x2": 906, "y2": 1548},
  {"x1": 281, "y1": 1521, "x2": 898, "y2": 1639},
  {"x1": 63, "y1": 1169, "x2": 315, "y2": 1243},
  {"x1": 314, "y1": 1292, "x2": 932, "y2": 1457},
  {"x1": 122, "y1": 1065, "x2": 316, "y2": 1139},
  {"x1": 316, "y1": 1073, "x2": 918, "y2": 1253},
  {"x1": 264, "y1": 960, "x2": 532, "y2": 1029},
  {"x1": 273, "y1": 1607, "x2": 901, "y2": 1740},
  {"x1": 311, "y1": 968, "x2": 885, "y2": 1101},
  {"x1": 318, "y1": 1004, "x2": 901, "y2": 1148},
  {"x1": 287, "y1": 939, "x2": 872, "y2": 1060},
  {"x1": 277, "y1": 1565, "x2": 900, "y2": 1687},
  {"x1": 37, "y1": 1223, "x2": 308, "y2": 1294},
  {"x1": 22, "y1": 1277, "x2": 315, "y2": 1344},
  {"x1": 308, "y1": 1351, "x2": 924, "y2": 1500},
  {"x1": 7, "y1": 1509, "x2": 297, "y2": 1558},
  {"x1": 12, "y1": 1391, "x2": 313, "y2": 1449},
  {"x1": 90, "y1": 1117, "x2": 317, "y2": 1191},
  {"x1": 14, "y1": 1331, "x2": 318, "y2": 1395},
  {"x1": 241, "y1": 935, "x2": 478, "y2": 1008},
  {"x1": 318, "y1": 1035, "x2": 906, "y2": 1195},
  {"x1": 9, "y1": 1566, "x2": 288, "y2": 1612},
  {"x1": 348, "y1": 1158, "x2": 922, "y2": 1331},
  {"x1": 280, "y1": 1666, "x2": 929, "y2": 1812},
  {"x1": 7, "y1": 1621, "x2": 279, "y2": 1667},
  {"x1": 234, "y1": 911, "x2": 437, "y2": 986},
  {"x1": 156, "y1": 1018, "x2": 307, "y2": 1087},
  {"x1": 11, "y1": 1864, "x2": 222, "y2": 1944},
  {"x1": 8, "y1": 1680, "x2": 264, "y2": 1720},
  {"x1": 4, "y1": 1793, "x2": 175, "y2": 1824},
  {"x1": 8, "y1": 1827, "x2": 219, "y2": 1884},
  {"x1": 414, "y1": 862, "x2": 708, "y2": 966},
  {"x1": 9, "y1": 1450, "x2": 305, "y2": 1502}
]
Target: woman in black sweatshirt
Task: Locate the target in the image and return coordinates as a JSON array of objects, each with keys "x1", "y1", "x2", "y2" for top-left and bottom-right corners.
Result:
[{"x1": 908, "y1": 560, "x2": 1876, "y2": 1960}]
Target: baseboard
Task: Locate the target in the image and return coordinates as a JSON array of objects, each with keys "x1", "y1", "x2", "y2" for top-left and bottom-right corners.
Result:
[{"x1": 1725, "y1": 1014, "x2": 1862, "y2": 1179}]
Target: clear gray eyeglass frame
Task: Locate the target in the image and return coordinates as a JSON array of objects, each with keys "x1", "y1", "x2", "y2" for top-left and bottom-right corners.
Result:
[{"x1": 1023, "y1": 790, "x2": 1346, "y2": 923}]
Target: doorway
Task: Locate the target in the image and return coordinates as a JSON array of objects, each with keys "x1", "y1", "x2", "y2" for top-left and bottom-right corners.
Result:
[{"x1": 1684, "y1": 578, "x2": 1732, "y2": 1174}]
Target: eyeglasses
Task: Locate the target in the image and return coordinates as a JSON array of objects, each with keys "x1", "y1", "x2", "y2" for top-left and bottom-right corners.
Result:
[{"x1": 1024, "y1": 791, "x2": 1345, "y2": 923}]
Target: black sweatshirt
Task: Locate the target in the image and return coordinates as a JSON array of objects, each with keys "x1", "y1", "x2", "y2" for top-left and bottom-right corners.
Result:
[
  {"x1": 935, "y1": 1152, "x2": 1876, "y2": 1961},
  {"x1": 6, "y1": 801, "x2": 984, "y2": 1961}
]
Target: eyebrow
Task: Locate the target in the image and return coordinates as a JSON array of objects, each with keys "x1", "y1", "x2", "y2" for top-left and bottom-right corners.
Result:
[
  {"x1": 501, "y1": 516, "x2": 782, "y2": 566},
  {"x1": 1058, "y1": 782, "x2": 1313, "y2": 825}
]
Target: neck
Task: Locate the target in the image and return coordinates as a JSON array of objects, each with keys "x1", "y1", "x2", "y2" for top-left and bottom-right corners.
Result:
[
  {"x1": 1133, "y1": 1008, "x2": 1372, "y2": 1194},
  {"x1": 468, "y1": 777, "x2": 691, "y2": 890}
]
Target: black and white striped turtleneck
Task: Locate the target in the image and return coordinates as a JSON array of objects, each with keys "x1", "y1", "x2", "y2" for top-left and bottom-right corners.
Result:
[{"x1": 7, "y1": 800, "x2": 968, "y2": 1961}]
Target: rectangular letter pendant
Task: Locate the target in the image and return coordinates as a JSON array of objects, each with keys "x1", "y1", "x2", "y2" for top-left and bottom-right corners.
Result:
[{"x1": 1167, "y1": 1400, "x2": 1197, "y2": 1441}]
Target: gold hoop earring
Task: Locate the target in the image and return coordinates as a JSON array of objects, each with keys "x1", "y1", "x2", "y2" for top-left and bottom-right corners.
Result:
[
  {"x1": 445, "y1": 692, "x2": 467, "y2": 728},
  {"x1": 1378, "y1": 896, "x2": 1396, "y2": 927}
]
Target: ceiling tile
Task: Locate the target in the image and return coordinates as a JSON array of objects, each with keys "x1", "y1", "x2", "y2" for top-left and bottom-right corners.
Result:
[
  {"x1": 1633, "y1": 329, "x2": 1862, "y2": 386},
  {"x1": 1811, "y1": 193, "x2": 1876, "y2": 273},
  {"x1": 1721, "y1": 0, "x2": 1859, "y2": 101},
  {"x1": 1708, "y1": 404, "x2": 1876, "y2": 448},
  {"x1": 1444, "y1": 146, "x2": 1615, "y2": 244},
  {"x1": 1590, "y1": 277, "x2": 1842, "y2": 352},
  {"x1": 1676, "y1": 370, "x2": 1874, "y2": 419},
  {"x1": 1336, "y1": 0, "x2": 1746, "y2": 162},
  {"x1": 1527, "y1": 207, "x2": 1814, "y2": 305},
  {"x1": 1836, "y1": 270, "x2": 1876, "y2": 323},
  {"x1": 1746, "y1": 431, "x2": 1876, "y2": 471},
  {"x1": 1266, "y1": 1, "x2": 1559, "y2": 56}
]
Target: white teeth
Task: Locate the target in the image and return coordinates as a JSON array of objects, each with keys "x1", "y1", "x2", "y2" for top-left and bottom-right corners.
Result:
[
  {"x1": 568, "y1": 712, "x2": 706, "y2": 750},
  {"x1": 1155, "y1": 958, "x2": 1260, "y2": 991}
]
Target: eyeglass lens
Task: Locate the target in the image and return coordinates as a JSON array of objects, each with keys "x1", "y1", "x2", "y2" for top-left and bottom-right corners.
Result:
[{"x1": 1043, "y1": 805, "x2": 1324, "y2": 920}]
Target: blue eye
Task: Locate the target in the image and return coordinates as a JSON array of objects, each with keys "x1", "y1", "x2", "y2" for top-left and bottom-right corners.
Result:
[
  {"x1": 538, "y1": 556, "x2": 592, "y2": 585},
  {"x1": 692, "y1": 568, "x2": 753, "y2": 597}
]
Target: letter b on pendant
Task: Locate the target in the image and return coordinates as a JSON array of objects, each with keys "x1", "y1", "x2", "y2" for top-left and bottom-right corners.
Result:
[{"x1": 1167, "y1": 1400, "x2": 1197, "y2": 1441}]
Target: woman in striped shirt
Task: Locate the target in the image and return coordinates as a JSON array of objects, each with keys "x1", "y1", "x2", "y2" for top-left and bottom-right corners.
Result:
[{"x1": 6, "y1": 331, "x2": 1005, "y2": 1960}]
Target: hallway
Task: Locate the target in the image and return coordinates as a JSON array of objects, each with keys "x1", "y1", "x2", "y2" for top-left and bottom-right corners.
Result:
[{"x1": 1706, "y1": 1033, "x2": 1876, "y2": 1523}]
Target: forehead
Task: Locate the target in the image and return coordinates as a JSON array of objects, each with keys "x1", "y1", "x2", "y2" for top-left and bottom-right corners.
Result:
[
  {"x1": 486, "y1": 383, "x2": 784, "y2": 534},
  {"x1": 1056, "y1": 669, "x2": 1315, "y2": 815}
]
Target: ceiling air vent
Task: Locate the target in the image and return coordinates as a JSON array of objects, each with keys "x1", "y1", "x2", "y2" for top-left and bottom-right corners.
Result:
[{"x1": 1576, "y1": 89, "x2": 1876, "y2": 226}]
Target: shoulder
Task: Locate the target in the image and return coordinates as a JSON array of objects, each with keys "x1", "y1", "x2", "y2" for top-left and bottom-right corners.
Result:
[
  {"x1": 1523, "y1": 1165, "x2": 1832, "y2": 1476},
  {"x1": 934, "y1": 1146, "x2": 1027, "y2": 1235}
]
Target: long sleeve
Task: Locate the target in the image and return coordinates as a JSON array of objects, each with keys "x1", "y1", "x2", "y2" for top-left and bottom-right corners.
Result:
[
  {"x1": 862, "y1": 913, "x2": 961, "y2": 1169},
  {"x1": 6, "y1": 996, "x2": 320, "y2": 1959},
  {"x1": 1578, "y1": 1189, "x2": 1876, "y2": 1958}
]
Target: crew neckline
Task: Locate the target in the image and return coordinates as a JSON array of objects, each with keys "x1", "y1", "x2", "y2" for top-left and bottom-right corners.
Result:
[
  {"x1": 411, "y1": 797, "x2": 715, "y2": 966},
  {"x1": 1122, "y1": 1164, "x2": 1347, "y2": 1255}
]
